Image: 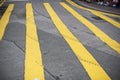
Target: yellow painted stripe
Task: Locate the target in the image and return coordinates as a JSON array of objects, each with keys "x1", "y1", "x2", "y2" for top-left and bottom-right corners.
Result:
[
  {"x1": 91, "y1": 11, "x2": 120, "y2": 29},
  {"x1": 44, "y1": 3, "x2": 111, "y2": 80},
  {"x1": 25, "y1": 3, "x2": 45, "y2": 80},
  {"x1": 0, "y1": 0, "x2": 6, "y2": 7},
  {"x1": 0, "y1": 4, "x2": 14, "y2": 40},
  {"x1": 101, "y1": 12, "x2": 120, "y2": 18},
  {"x1": 66, "y1": 0, "x2": 120, "y2": 18},
  {"x1": 60, "y1": 2, "x2": 120, "y2": 54}
]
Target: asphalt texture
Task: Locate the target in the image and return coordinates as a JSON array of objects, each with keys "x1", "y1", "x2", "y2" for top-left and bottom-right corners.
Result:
[{"x1": 0, "y1": 0, "x2": 120, "y2": 80}]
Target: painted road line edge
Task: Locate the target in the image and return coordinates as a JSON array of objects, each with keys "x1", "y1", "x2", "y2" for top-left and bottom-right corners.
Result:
[
  {"x1": 25, "y1": 3, "x2": 45, "y2": 80},
  {"x1": 60, "y1": 2, "x2": 120, "y2": 54},
  {"x1": 44, "y1": 3, "x2": 111, "y2": 80},
  {"x1": 0, "y1": 4, "x2": 14, "y2": 40}
]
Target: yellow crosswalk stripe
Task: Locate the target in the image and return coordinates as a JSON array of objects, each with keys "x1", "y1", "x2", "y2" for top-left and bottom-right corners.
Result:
[
  {"x1": 91, "y1": 11, "x2": 120, "y2": 29},
  {"x1": 66, "y1": 0, "x2": 120, "y2": 18},
  {"x1": 66, "y1": 0, "x2": 120, "y2": 28},
  {"x1": 25, "y1": 3, "x2": 45, "y2": 80},
  {"x1": 0, "y1": 4, "x2": 14, "y2": 40},
  {"x1": 44, "y1": 3, "x2": 111, "y2": 80},
  {"x1": 0, "y1": 0, "x2": 6, "y2": 7},
  {"x1": 101, "y1": 12, "x2": 120, "y2": 18},
  {"x1": 60, "y1": 2, "x2": 120, "y2": 54}
]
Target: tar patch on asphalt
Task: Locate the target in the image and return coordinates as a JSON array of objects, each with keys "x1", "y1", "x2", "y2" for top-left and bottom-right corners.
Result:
[
  {"x1": 92, "y1": 16, "x2": 103, "y2": 20},
  {"x1": 0, "y1": 3, "x2": 8, "y2": 19}
]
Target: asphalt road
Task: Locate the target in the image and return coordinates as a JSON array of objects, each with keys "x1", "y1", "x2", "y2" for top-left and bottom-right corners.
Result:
[{"x1": 0, "y1": 0, "x2": 120, "y2": 80}]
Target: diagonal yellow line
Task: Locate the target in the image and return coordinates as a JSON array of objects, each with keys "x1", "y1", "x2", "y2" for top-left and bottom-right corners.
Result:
[
  {"x1": 0, "y1": 0, "x2": 6, "y2": 7},
  {"x1": 60, "y1": 2, "x2": 120, "y2": 54},
  {"x1": 44, "y1": 3, "x2": 111, "y2": 80},
  {"x1": 91, "y1": 11, "x2": 120, "y2": 29},
  {"x1": 101, "y1": 12, "x2": 120, "y2": 18},
  {"x1": 66, "y1": 0, "x2": 120, "y2": 18},
  {"x1": 0, "y1": 4, "x2": 14, "y2": 40},
  {"x1": 25, "y1": 3, "x2": 45, "y2": 80},
  {"x1": 66, "y1": 0, "x2": 120, "y2": 27}
]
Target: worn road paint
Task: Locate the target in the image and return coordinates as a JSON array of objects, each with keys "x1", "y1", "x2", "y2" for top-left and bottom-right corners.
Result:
[
  {"x1": 25, "y1": 3, "x2": 45, "y2": 80},
  {"x1": 0, "y1": 4, "x2": 14, "y2": 40},
  {"x1": 44, "y1": 3, "x2": 111, "y2": 80},
  {"x1": 60, "y1": 2, "x2": 120, "y2": 54}
]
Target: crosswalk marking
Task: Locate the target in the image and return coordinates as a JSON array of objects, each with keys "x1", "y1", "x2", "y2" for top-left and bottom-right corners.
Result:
[
  {"x1": 44, "y1": 3, "x2": 111, "y2": 80},
  {"x1": 91, "y1": 11, "x2": 120, "y2": 29},
  {"x1": 60, "y1": 2, "x2": 120, "y2": 54},
  {"x1": 0, "y1": 2, "x2": 119, "y2": 80},
  {"x1": 66, "y1": 0, "x2": 120, "y2": 18},
  {"x1": 0, "y1": 4, "x2": 14, "y2": 40},
  {"x1": 66, "y1": 0, "x2": 120, "y2": 26},
  {"x1": 101, "y1": 12, "x2": 120, "y2": 18},
  {"x1": 0, "y1": 0, "x2": 6, "y2": 7},
  {"x1": 25, "y1": 3, "x2": 45, "y2": 80}
]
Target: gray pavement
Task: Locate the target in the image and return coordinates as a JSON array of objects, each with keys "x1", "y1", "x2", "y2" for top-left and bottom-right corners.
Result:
[{"x1": 0, "y1": 0, "x2": 120, "y2": 80}]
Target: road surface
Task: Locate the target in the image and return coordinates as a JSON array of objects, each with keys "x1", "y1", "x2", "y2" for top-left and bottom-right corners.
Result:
[{"x1": 0, "y1": 0, "x2": 120, "y2": 80}]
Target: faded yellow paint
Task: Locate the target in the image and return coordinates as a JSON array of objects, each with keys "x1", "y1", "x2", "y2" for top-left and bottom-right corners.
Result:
[
  {"x1": 44, "y1": 3, "x2": 111, "y2": 80},
  {"x1": 25, "y1": 3, "x2": 45, "y2": 80},
  {"x1": 60, "y1": 2, "x2": 120, "y2": 54},
  {"x1": 0, "y1": 4, "x2": 14, "y2": 40}
]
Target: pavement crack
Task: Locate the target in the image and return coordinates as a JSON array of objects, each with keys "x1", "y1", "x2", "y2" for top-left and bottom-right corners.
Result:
[
  {"x1": 44, "y1": 68, "x2": 61, "y2": 80},
  {"x1": 39, "y1": 12, "x2": 50, "y2": 19},
  {"x1": 34, "y1": 7, "x2": 50, "y2": 19},
  {"x1": 13, "y1": 42, "x2": 25, "y2": 53},
  {"x1": 85, "y1": 31, "x2": 95, "y2": 36},
  {"x1": 26, "y1": 34, "x2": 39, "y2": 42},
  {"x1": 3, "y1": 39, "x2": 25, "y2": 53}
]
